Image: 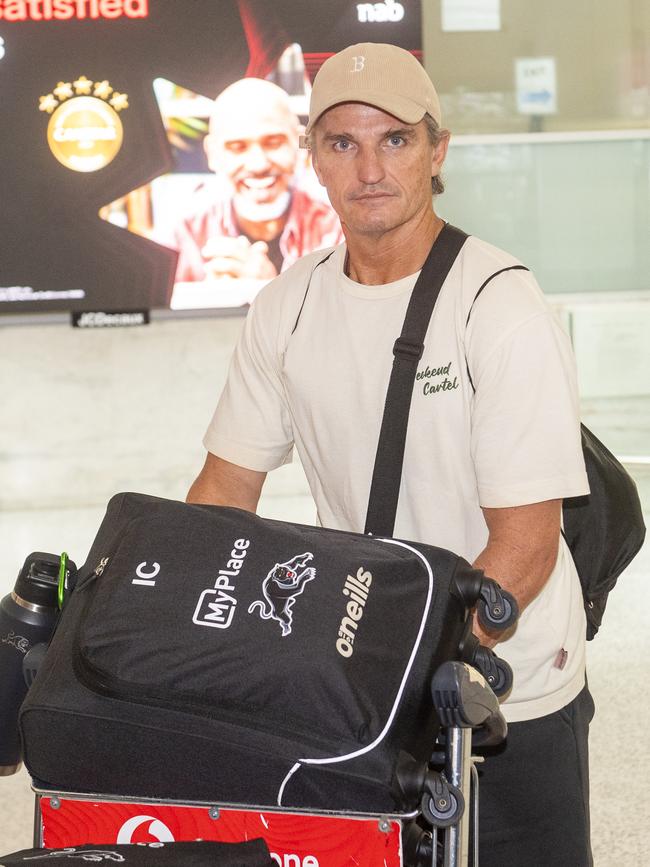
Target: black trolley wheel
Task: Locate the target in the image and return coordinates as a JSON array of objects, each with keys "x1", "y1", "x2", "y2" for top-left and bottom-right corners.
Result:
[
  {"x1": 477, "y1": 594, "x2": 516, "y2": 631},
  {"x1": 421, "y1": 786, "x2": 465, "y2": 828}
]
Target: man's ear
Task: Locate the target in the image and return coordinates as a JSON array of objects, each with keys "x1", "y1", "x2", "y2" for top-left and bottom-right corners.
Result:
[
  {"x1": 311, "y1": 147, "x2": 327, "y2": 187},
  {"x1": 306, "y1": 134, "x2": 326, "y2": 187},
  {"x1": 431, "y1": 131, "x2": 450, "y2": 180},
  {"x1": 311, "y1": 157, "x2": 321, "y2": 187}
]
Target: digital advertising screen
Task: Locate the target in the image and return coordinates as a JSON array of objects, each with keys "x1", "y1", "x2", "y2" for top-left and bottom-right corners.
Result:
[{"x1": 0, "y1": 0, "x2": 421, "y2": 318}]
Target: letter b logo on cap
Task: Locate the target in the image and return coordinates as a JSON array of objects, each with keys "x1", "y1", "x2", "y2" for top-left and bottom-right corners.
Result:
[{"x1": 351, "y1": 55, "x2": 365, "y2": 72}]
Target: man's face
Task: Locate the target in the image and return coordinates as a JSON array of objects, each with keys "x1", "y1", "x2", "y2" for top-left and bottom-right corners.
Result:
[
  {"x1": 311, "y1": 103, "x2": 448, "y2": 239},
  {"x1": 206, "y1": 100, "x2": 299, "y2": 220}
]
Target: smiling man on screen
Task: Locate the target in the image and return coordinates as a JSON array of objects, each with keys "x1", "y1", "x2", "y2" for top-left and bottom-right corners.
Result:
[{"x1": 171, "y1": 77, "x2": 342, "y2": 284}]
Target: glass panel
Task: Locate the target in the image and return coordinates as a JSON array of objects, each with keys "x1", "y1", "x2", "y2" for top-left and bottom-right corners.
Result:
[
  {"x1": 424, "y1": 0, "x2": 650, "y2": 134},
  {"x1": 439, "y1": 135, "x2": 650, "y2": 294}
]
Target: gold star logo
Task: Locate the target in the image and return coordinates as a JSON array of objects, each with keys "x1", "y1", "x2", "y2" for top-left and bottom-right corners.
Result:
[
  {"x1": 73, "y1": 76, "x2": 93, "y2": 95},
  {"x1": 109, "y1": 92, "x2": 129, "y2": 112},
  {"x1": 93, "y1": 80, "x2": 113, "y2": 100},
  {"x1": 39, "y1": 94, "x2": 59, "y2": 114},
  {"x1": 53, "y1": 81, "x2": 73, "y2": 101}
]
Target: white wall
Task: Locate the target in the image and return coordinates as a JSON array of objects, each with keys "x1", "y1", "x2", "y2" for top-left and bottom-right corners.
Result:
[{"x1": 0, "y1": 314, "x2": 313, "y2": 515}]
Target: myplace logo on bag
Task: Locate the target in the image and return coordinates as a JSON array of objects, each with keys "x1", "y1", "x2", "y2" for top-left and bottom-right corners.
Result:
[{"x1": 192, "y1": 538, "x2": 250, "y2": 629}]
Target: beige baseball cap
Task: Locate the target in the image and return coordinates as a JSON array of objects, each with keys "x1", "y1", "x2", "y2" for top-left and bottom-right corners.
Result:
[{"x1": 305, "y1": 42, "x2": 441, "y2": 135}]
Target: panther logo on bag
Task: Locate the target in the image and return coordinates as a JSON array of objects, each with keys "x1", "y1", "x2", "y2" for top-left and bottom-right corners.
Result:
[{"x1": 248, "y1": 552, "x2": 316, "y2": 636}]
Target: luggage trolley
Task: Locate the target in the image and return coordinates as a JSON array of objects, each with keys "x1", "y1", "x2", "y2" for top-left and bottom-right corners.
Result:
[
  {"x1": 2, "y1": 543, "x2": 517, "y2": 867},
  {"x1": 30, "y1": 659, "x2": 508, "y2": 867}
]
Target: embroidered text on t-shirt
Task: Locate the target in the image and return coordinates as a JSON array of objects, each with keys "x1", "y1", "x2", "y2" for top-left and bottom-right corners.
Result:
[{"x1": 416, "y1": 361, "x2": 459, "y2": 397}]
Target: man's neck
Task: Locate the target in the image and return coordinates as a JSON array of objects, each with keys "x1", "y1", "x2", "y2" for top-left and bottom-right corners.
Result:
[{"x1": 345, "y1": 211, "x2": 445, "y2": 285}]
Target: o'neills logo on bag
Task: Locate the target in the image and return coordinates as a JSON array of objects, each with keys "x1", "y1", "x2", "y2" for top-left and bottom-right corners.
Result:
[
  {"x1": 38, "y1": 75, "x2": 129, "y2": 172},
  {"x1": 192, "y1": 538, "x2": 250, "y2": 629},
  {"x1": 336, "y1": 567, "x2": 372, "y2": 658}
]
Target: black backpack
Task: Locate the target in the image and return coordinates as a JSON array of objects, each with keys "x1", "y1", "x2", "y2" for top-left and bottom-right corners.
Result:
[{"x1": 562, "y1": 424, "x2": 645, "y2": 638}]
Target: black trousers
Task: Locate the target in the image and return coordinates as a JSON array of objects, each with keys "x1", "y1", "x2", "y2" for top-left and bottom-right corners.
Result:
[{"x1": 476, "y1": 684, "x2": 595, "y2": 867}]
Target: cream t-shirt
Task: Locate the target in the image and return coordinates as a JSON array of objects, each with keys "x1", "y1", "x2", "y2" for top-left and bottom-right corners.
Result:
[{"x1": 205, "y1": 237, "x2": 590, "y2": 723}]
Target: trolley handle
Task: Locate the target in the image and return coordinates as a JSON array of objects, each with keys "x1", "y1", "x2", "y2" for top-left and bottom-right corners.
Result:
[
  {"x1": 431, "y1": 660, "x2": 507, "y2": 748},
  {"x1": 468, "y1": 706, "x2": 507, "y2": 748}
]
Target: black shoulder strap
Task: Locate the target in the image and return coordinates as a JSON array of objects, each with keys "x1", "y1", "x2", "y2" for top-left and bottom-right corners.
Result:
[{"x1": 364, "y1": 223, "x2": 468, "y2": 537}]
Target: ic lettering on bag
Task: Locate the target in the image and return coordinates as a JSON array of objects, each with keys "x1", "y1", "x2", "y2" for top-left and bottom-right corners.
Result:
[
  {"x1": 131, "y1": 561, "x2": 160, "y2": 587},
  {"x1": 193, "y1": 538, "x2": 249, "y2": 629},
  {"x1": 336, "y1": 567, "x2": 372, "y2": 657}
]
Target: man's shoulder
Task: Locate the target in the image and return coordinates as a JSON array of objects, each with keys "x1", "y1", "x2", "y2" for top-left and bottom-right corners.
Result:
[
  {"x1": 252, "y1": 244, "x2": 342, "y2": 316},
  {"x1": 246, "y1": 245, "x2": 342, "y2": 346},
  {"x1": 458, "y1": 234, "x2": 546, "y2": 306},
  {"x1": 461, "y1": 234, "x2": 525, "y2": 276},
  {"x1": 457, "y1": 235, "x2": 559, "y2": 340}
]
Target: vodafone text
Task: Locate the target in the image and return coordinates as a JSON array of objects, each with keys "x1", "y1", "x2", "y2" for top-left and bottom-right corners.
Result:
[
  {"x1": 193, "y1": 538, "x2": 249, "y2": 629},
  {"x1": 0, "y1": 0, "x2": 148, "y2": 21},
  {"x1": 270, "y1": 855, "x2": 319, "y2": 866},
  {"x1": 336, "y1": 567, "x2": 373, "y2": 657}
]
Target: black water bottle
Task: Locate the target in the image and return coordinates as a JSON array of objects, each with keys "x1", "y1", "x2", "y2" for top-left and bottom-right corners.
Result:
[{"x1": 0, "y1": 552, "x2": 75, "y2": 776}]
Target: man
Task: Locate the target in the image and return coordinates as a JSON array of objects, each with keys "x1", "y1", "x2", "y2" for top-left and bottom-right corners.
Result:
[
  {"x1": 188, "y1": 44, "x2": 593, "y2": 866},
  {"x1": 171, "y1": 77, "x2": 342, "y2": 283}
]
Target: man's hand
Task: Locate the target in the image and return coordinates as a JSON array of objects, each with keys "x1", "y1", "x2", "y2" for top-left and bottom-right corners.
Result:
[
  {"x1": 202, "y1": 235, "x2": 278, "y2": 281},
  {"x1": 472, "y1": 499, "x2": 563, "y2": 648}
]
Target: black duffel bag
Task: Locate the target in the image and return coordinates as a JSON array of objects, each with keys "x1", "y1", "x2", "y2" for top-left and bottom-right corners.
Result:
[
  {"x1": 20, "y1": 492, "x2": 474, "y2": 813},
  {"x1": 0, "y1": 840, "x2": 273, "y2": 865}
]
